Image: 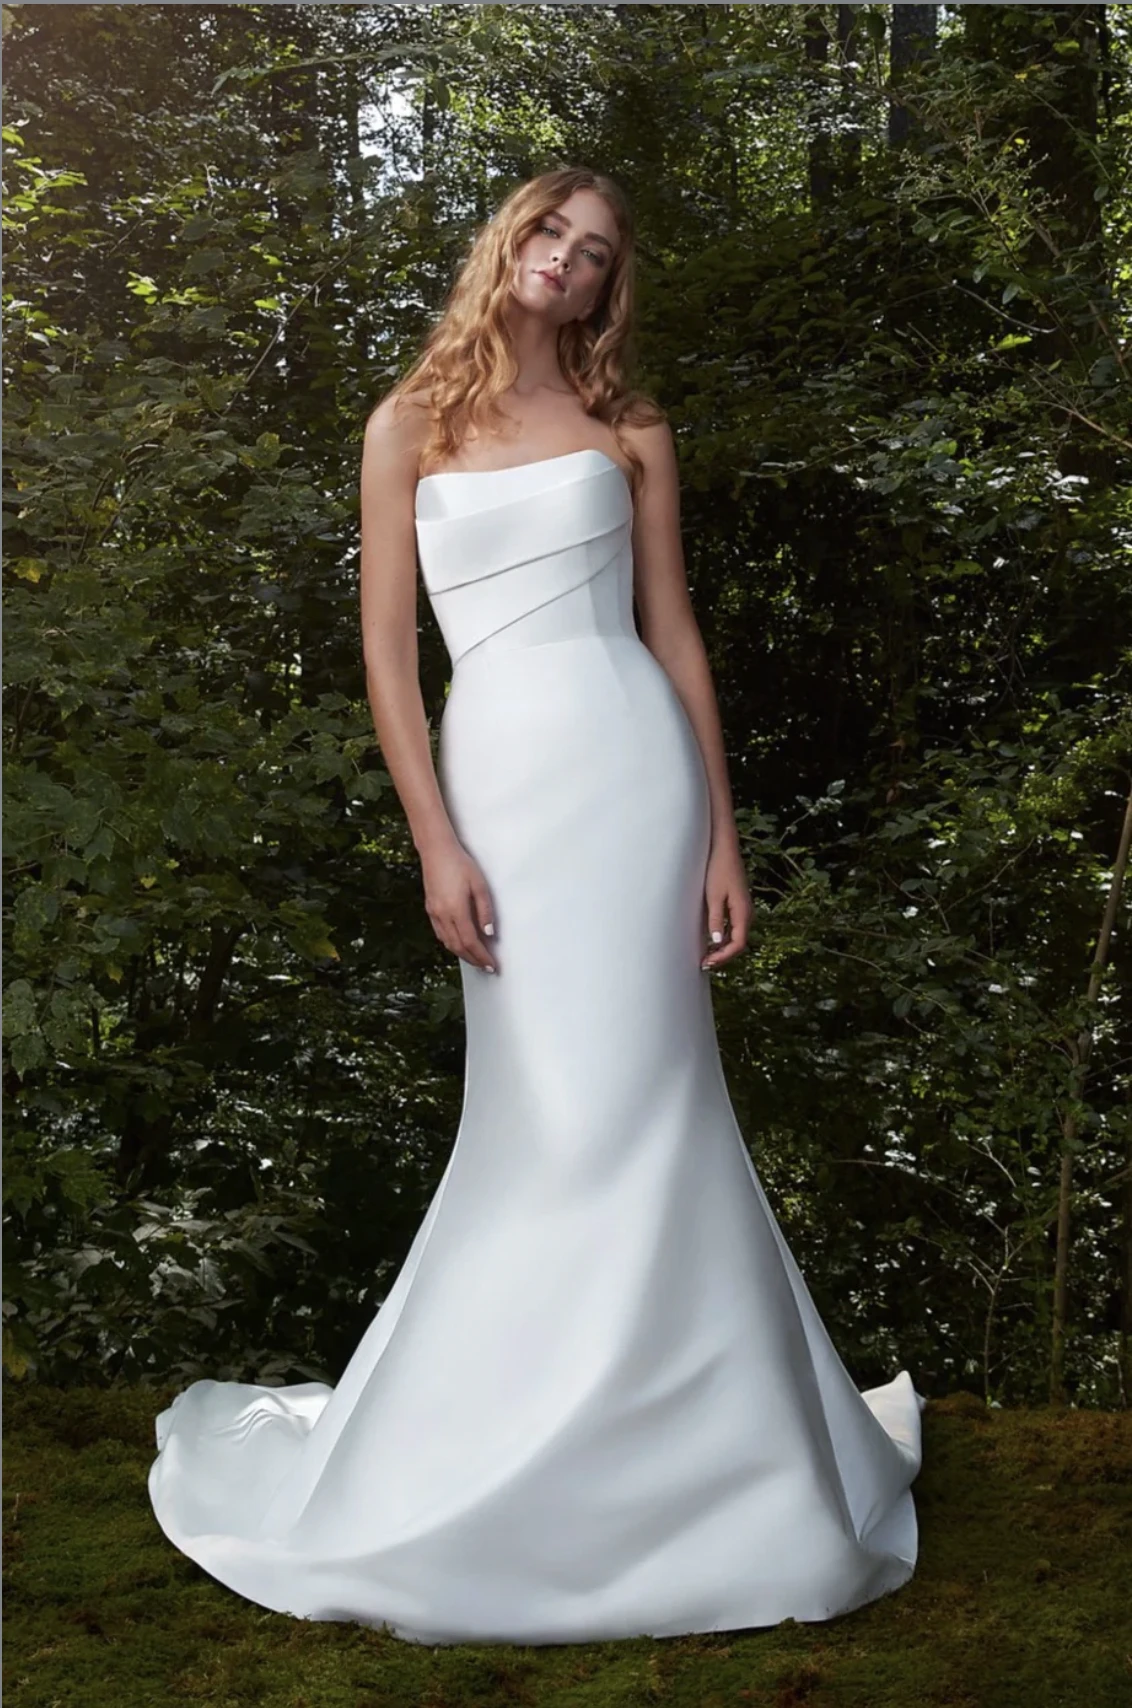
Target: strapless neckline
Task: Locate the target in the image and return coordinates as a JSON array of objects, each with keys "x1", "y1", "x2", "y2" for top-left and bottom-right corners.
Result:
[{"x1": 417, "y1": 447, "x2": 627, "y2": 489}]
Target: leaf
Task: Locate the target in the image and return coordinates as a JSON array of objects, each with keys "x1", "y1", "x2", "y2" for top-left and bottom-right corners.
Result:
[
  {"x1": 2, "y1": 1324, "x2": 30, "y2": 1379},
  {"x1": 9, "y1": 1033, "x2": 48, "y2": 1073}
]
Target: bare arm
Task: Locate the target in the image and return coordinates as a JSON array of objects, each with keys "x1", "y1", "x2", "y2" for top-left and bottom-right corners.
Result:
[
  {"x1": 628, "y1": 418, "x2": 752, "y2": 966},
  {"x1": 629, "y1": 419, "x2": 739, "y2": 854},
  {"x1": 359, "y1": 398, "x2": 459, "y2": 859},
  {"x1": 358, "y1": 397, "x2": 497, "y2": 971}
]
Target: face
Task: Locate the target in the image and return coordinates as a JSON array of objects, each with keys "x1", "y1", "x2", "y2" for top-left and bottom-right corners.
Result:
[{"x1": 510, "y1": 188, "x2": 620, "y2": 325}]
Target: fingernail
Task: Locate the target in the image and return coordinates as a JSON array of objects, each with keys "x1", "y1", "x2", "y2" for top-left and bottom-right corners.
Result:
[
  {"x1": 711, "y1": 931, "x2": 723, "y2": 943},
  {"x1": 484, "y1": 965, "x2": 496, "y2": 974},
  {"x1": 484, "y1": 923, "x2": 494, "y2": 936}
]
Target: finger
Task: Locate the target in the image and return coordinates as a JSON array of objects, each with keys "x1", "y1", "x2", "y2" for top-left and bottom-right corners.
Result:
[
  {"x1": 442, "y1": 927, "x2": 466, "y2": 962},
  {"x1": 457, "y1": 907, "x2": 497, "y2": 972},
  {"x1": 701, "y1": 928, "x2": 745, "y2": 969},
  {"x1": 437, "y1": 911, "x2": 478, "y2": 967},
  {"x1": 704, "y1": 938, "x2": 746, "y2": 969},
  {"x1": 724, "y1": 916, "x2": 748, "y2": 953},
  {"x1": 455, "y1": 930, "x2": 494, "y2": 971},
  {"x1": 451, "y1": 934, "x2": 489, "y2": 971},
  {"x1": 426, "y1": 912, "x2": 452, "y2": 952},
  {"x1": 471, "y1": 883, "x2": 496, "y2": 943},
  {"x1": 731, "y1": 899, "x2": 753, "y2": 937}
]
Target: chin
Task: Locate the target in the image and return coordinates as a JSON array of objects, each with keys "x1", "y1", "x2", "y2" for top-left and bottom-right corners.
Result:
[{"x1": 512, "y1": 278, "x2": 567, "y2": 317}]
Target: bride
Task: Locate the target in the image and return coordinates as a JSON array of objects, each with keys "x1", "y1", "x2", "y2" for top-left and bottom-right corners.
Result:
[{"x1": 147, "y1": 165, "x2": 925, "y2": 1646}]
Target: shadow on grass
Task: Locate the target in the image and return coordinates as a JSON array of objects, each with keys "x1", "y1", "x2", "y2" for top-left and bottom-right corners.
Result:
[{"x1": 3, "y1": 1385, "x2": 1129, "y2": 1708}]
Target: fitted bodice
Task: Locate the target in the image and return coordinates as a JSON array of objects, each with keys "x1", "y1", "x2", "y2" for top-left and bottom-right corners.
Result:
[{"x1": 414, "y1": 449, "x2": 636, "y2": 670}]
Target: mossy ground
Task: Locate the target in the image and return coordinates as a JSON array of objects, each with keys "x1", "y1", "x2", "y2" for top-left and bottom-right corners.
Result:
[{"x1": 3, "y1": 1385, "x2": 1129, "y2": 1708}]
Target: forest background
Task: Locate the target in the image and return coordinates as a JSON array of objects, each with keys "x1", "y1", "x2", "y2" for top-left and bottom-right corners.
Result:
[{"x1": 4, "y1": 1, "x2": 1131, "y2": 1415}]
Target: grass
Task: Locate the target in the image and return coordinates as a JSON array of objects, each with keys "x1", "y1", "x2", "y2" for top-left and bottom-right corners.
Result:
[{"x1": 3, "y1": 1385, "x2": 1130, "y2": 1708}]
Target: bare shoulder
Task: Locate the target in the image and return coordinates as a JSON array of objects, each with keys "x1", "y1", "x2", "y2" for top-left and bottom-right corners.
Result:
[
  {"x1": 619, "y1": 414, "x2": 678, "y2": 492},
  {"x1": 363, "y1": 386, "x2": 432, "y2": 480}
]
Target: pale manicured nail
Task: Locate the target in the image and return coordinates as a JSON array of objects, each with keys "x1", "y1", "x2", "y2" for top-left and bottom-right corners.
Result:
[
  {"x1": 484, "y1": 923, "x2": 494, "y2": 936},
  {"x1": 711, "y1": 930, "x2": 723, "y2": 943},
  {"x1": 484, "y1": 965, "x2": 496, "y2": 974}
]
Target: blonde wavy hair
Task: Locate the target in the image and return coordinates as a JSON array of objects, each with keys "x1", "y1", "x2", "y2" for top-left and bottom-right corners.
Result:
[{"x1": 382, "y1": 166, "x2": 665, "y2": 496}]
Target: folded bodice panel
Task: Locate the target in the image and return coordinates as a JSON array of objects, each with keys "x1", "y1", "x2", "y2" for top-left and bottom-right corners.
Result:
[{"x1": 414, "y1": 450, "x2": 636, "y2": 670}]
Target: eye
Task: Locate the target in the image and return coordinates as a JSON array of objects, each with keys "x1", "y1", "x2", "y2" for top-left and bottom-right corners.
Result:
[{"x1": 539, "y1": 222, "x2": 605, "y2": 266}]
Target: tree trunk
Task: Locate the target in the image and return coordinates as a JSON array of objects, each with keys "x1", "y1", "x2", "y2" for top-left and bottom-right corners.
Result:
[
  {"x1": 804, "y1": 6, "x2": 834, "y2": 210},
  {"x1": 837, "y1": 4, "x2": 862, "y2": 191},
  {"x1": 888, "y1": 4, "x2": 938, "y2": 148}
]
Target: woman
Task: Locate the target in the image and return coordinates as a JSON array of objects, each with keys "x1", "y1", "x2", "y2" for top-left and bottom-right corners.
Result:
[{"x1": 148, "y1": 166, "x2": 925, "y2": 1646}]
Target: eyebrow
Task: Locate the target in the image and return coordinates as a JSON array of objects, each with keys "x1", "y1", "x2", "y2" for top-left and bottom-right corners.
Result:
[{"x1": 548, "y1": 212, "x2": 614, "y2": 252}]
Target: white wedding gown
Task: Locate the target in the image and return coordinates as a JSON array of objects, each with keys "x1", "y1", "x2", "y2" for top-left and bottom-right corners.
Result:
[{"x1": 148, "y1": 448, "x2": 926, "y2": 1645}]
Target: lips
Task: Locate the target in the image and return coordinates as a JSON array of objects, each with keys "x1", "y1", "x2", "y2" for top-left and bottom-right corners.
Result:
[{"x1": 536, "y1": 269, "x2": 565, "y2": 294}]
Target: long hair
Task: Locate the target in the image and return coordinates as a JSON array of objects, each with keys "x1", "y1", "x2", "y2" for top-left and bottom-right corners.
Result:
[{"x1": 383, "y1": 166, "x2": 665, "y2": 494}]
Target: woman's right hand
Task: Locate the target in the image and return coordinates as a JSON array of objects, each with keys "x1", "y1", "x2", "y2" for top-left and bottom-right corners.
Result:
[{"x1": 420, "y1": 838, "x2": 498, "y2": 973}]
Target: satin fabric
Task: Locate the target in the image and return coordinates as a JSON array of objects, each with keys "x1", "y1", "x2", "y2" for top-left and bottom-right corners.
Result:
[{"x1": 147, "y1": 448, "x2": 926, "y2": 1645}]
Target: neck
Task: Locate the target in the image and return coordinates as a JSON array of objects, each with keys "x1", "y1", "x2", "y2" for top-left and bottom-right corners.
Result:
[{"x1": 503, "y1": 305, "x2": 572, "y2": 396}]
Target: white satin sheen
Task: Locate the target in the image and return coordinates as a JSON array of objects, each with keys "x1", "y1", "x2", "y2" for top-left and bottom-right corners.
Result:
[{"x1": 148, "y1": 449, "x2": 925, "y2": 1644}]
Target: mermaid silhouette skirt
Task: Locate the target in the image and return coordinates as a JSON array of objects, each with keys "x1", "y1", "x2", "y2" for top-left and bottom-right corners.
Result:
[{"x1": 147, "y1": 449, "x2": 925, "y2": 1644}]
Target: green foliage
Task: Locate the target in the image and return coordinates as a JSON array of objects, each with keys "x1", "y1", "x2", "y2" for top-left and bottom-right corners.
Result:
[{"x1": 3, "y1": 3, "x2": 1131, "y2": 1408}]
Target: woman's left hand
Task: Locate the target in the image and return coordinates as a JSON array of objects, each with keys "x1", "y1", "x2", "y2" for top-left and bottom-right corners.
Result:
[{"x1": 701, "y1": 833, "x2": 752, "y2": 971}]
